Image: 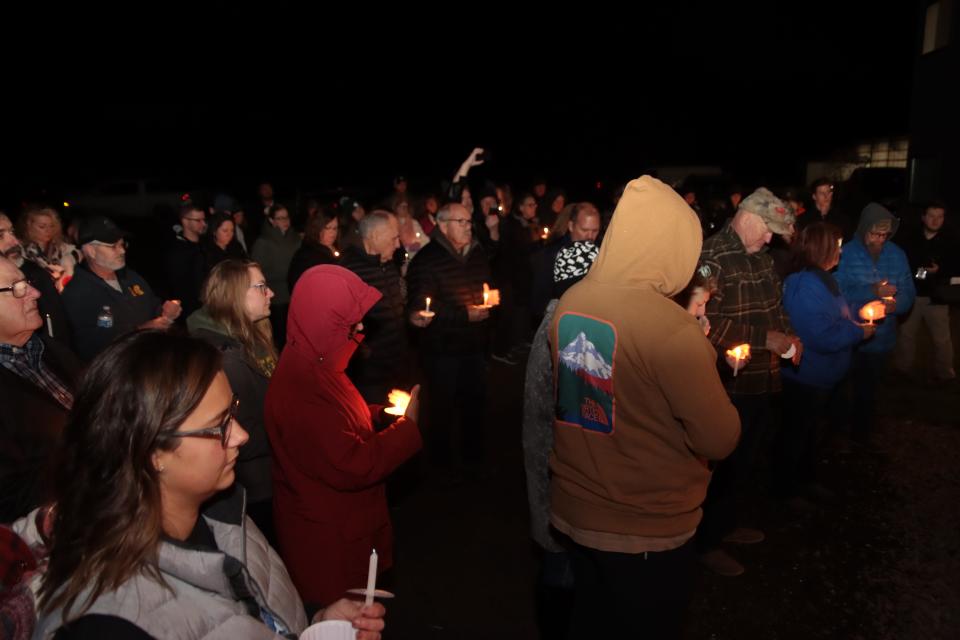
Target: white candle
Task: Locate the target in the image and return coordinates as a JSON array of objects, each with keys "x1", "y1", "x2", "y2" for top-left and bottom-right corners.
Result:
[
  {"x1": 425, "y1": 297, "x2": 431, "y2": 313},
  {"x1": 365, "y1": 549, "x2": 378, "y2": 606},
  {"x1": 45, "y1": 314, "x2": 54, "y2": 338}
]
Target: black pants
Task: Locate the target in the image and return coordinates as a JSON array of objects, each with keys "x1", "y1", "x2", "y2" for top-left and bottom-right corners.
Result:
[
  {"x1": 697, "y1": 394, "x2": 772, "y2": 552},
  {"x1": 422, "y1": 352, "x2": 487, "y2": 465},
  {"x1": 773, "y1": 380, "x2": 832, "y2": 498},
  {"x1": 850, "y1": 350, "x2": 888, "y2": 442},
  {"x1": 567, "y1": 540, "x2": 695, "y2": 640}
]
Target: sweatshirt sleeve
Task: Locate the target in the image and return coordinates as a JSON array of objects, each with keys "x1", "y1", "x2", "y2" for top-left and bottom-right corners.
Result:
[
  {"x1": 655, "y1": 326, "x2": 741, "y2": 461},
  {"x1": 276, "y1": 399, "x2": 423, "y2": 492}
]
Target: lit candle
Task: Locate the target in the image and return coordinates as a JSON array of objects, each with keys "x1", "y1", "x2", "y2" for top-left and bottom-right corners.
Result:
[
  {"x1": 541, "y1": 226, "x2": 549, "y2": 240},
  {"x1": 425, "y1": 297, "x2": 431, "y2": 313},
  {"x1": 483, "y1": 283, "x2": 489, "y2": 307},
  {"x1": 334, "y1": 250, "x2": 340, "y2": 258},
  {"x1": 365, "y1": 549, "x2": 378, "y2": 606},
  {"x1": 384, "y1": 389, "x2": 411, "y2": 415},
  {"x1": 45, "y1": 313, "x2": 54, "y2": 338},
  {"x1": 866, "y1": 306, "x2": 874, "y2": 325},
  {"x1": 725, "y1": 344, "x2": 750, "y2": 377}
]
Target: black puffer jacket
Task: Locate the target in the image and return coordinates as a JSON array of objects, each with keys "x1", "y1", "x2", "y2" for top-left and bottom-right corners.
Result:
[
  {"x1": 340, "y1": 246, "x2": 410, "y2": 387},
  {"x1": 406, "y1": 229, "x2": 493, "y2": 356}
]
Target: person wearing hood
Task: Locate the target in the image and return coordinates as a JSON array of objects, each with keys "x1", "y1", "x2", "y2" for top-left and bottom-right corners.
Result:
[
  {"x1": 251, "y1": 204, "x2": 301, "y2": 349},
  {"x1": 549, "y1": 176, "x2": 740, "y2": 638},
  {"x1": 405, "y1": 202, "x2": 495, "y2": 475},
  {"x1": 835, "y1": 203, "x2": 915, "y2": 444},
  {"x1": 697, "y1": 187, "x2": 802, "y2": 578},
  {"x1": 187, "y1": 259, "x2": 278, "y2": 545},
  {"x1": 265, "y1": 265, "x2": 422, "y2": 611}
]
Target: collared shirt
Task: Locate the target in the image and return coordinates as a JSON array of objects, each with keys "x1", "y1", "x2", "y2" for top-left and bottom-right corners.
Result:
[
  {"x1": 701, "y1": 223, "x2": 793, "y2": 395},
  {"x1": 0, "y1": 334, "x2": 74, "y2": 410}
]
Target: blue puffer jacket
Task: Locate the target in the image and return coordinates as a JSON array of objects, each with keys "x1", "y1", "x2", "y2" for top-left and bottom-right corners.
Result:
[
  {"x1": 835, "y1": 247, "x2": 915, "y2": 355},
  {"x1": 834, "y1": 202, "x2": 916, "y2": 354},
  {"x1": 781, "y1": 270, "x2": 865, "y2": 389}
]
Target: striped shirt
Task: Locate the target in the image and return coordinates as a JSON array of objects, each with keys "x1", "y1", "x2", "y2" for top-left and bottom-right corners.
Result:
[
  {"x1": 0, "y1": 334, "x2": 74, "y2": 410},
  {"x1": 700, "y1": 223, "x2": 794, "y2": 395}
]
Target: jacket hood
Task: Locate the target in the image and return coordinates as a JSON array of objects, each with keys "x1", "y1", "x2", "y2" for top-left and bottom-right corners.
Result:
[
  {"x1": 286, "y1": 265, "x2": 382, "y2": 363},
  {"x1": 585, "y1": 175, "x2": 702, "y2": 297},
  {"x1": 855, "y1": 202, "x2": 900, "y2": 241}
]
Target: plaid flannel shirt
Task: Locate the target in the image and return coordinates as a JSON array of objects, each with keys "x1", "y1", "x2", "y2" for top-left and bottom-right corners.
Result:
[
  {"x1": 700, "y1": 224, "x2": 793, "y2": 395},
  {"x1": 0, "y1": 334, "x2": 74, "y2": 411}
]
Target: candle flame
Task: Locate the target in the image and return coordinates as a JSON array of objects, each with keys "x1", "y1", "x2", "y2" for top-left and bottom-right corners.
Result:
[
  {"x1": 483, "y1": 282, "x2": 489, "y2": 305},
  {"x1": 725, "y1": 344, "x2": 750, "y2": 360},
  {"x1": 384, "y1": 389, "x2": 411, "y2": 415}
]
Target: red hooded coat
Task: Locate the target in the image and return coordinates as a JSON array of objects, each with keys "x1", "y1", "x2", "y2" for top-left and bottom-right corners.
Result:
[{"x1": 265, "y1": 265, "x2": 422, "y2": 606}]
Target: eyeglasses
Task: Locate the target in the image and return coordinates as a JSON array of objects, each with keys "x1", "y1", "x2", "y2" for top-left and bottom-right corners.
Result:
[
  {"x1": 443, "y1": 218, "x2": 472, "y2": 226},
  {"x1": 183, "y1": 217, "x2": 206, "y2": 223},
  {"x1": 249, "y1": 282, "x2": 270, "y2": 295},
  {"x1": 867, "y1": 231, "x2": 891, "y2": 239},
  {"x1": 0, "y1": 279, "x2": 33, "y2": 298},
  {"x1": 173, "y1": 395, "x2": 240, "y2": 448}
]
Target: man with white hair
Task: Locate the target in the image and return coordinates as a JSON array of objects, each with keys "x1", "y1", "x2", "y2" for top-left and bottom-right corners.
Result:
[
  {"x1": 0, "y1": 254, "x2": 80, "y2": 522},
  {"x1": 61, "y1": 216, "x2": 181, "y2": 361}
]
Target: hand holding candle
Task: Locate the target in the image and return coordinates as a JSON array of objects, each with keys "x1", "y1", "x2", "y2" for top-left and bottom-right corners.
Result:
[
  {"x1": 481, "y1": 282, "x2": 500, "y2": 308},
  {"x1": 724, "y1": 344, "x2": 751, "y2": 377},
  {"x1": 384, "y1": 389, "x2": 411, "y2": 415},
  {"x1": 859, "y1": 300, "x2": 886, "y2": 324},
  {"x1": 419, "y1": 296, "x2": 435, "y2": 319}
]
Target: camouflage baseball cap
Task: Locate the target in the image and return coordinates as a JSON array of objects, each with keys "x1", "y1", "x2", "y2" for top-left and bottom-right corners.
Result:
[{"x1": 739, "y1": 187, "x2": 796, "y2": 235}]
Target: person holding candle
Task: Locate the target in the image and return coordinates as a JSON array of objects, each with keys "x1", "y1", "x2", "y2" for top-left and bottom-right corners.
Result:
[
  {"x1": 697, "y1": 187, "x2": 802, "y2": 577},
  {"x1": 406, "y1": 202, "x2": 495, "y2": 476},
  {"x1": 0, "y1": 255, "x2": 80, "y2": 524},
  {"x1": 341, "y1": 211, "x2": 412, "y2": 404},
  {"x1": 776, "y1": 223, "x2": 875, "y2": 506},
  {"x1": 835, "y1": 203, "x2": 915, "y2": 445},
  {"x1": 549, "y1": 176, "x2": 740, "y2": 638},
  {"x1": 288, "y1": 209, "x2": 341, "y2": 293},
  {"x1": 0, "y1": 211, "x2": 73, "y2": 348},
  {"x1": 29, "y1": 332, "x2": 386, "y2": 639},
  {"x1": 266, "y1": 265, "x2": 422, "y2": 611}
]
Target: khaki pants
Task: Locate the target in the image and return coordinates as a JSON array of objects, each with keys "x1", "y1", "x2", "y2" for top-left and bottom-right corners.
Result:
[{"x1": 895, "y1": 296, "x2": 955, "y2": 379}]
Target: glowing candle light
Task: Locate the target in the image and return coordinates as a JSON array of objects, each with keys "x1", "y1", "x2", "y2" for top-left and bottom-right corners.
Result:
[
  {"x1": 384, "y1": 389, "x2": 411, "y2": 415},
  {"x1": 724, "y1": 343, "x2": 750, "y2": 377}
]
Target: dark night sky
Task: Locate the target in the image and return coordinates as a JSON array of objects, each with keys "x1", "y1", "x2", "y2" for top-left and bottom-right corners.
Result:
[{"x1": 3, "y1": 2, "x2": 919, "y2": 203}]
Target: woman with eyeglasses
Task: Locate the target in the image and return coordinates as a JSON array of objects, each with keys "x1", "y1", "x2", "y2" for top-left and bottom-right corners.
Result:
[
  {"x1": 31, "y1": 331, "x2": 386, "y2": 639},
  {"x1": 266, "y1": 265, "x2": 422, "y2": 612},
  {"x1": 187, "y1": 259, "x2": 278, "y2": 545}
]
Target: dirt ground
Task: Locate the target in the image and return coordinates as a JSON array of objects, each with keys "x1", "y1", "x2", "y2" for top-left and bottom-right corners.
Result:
[{"x1": 385, "y1": 315, "x2": 960, "y2": 639}]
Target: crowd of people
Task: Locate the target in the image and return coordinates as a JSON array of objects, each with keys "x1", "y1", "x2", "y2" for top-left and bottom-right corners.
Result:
[{"x1": 0, "y1": 147, "x2": 956, "y2": 638}]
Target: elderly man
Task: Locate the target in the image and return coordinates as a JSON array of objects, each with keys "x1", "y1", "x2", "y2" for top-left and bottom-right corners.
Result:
[
  {"x1": 0, "y1": 255, "x2": 80, "y2": 522},
  {"x1": 62, "y1": 216, "x2": 181, "y2": 361},
  {"x1": 340, "y1": 210, "x2": 409, "y2": 403},
  {"x1": 698, "y1": 187, "x2": 803, "y2": 577},
  {"x1": 0, "y1": 211, "x2": 71, "y2": 347},
  {"x1": 836, "y1": 203, "x2": 915, "y2": 444},
  {"x1": 406, "y1": 202, "x2": 493, "y2": 476}
]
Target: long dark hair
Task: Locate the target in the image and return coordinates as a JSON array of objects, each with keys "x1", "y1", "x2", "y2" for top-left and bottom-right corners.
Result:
[
  {"x1": 39, "y1": 331, "x2": 223, "y2": 620},
  {"x1": 792, "y1": 222, "x2": 842, "y2": 272}
]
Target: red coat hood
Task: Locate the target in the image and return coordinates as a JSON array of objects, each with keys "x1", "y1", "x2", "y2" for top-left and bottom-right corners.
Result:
[{"x1": 286, "y1": 265, "x2": 382, "y2": 368}]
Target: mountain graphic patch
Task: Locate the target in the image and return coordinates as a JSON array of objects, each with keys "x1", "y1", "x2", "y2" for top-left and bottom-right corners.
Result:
[{"x1": 556, "y1": 313, "x2": 616, "y2": 434}]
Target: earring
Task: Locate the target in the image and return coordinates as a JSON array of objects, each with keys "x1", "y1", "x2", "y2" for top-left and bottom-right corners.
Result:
[{"x1": 158, "y1": 464, "x2": 165, "y2": 473}]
